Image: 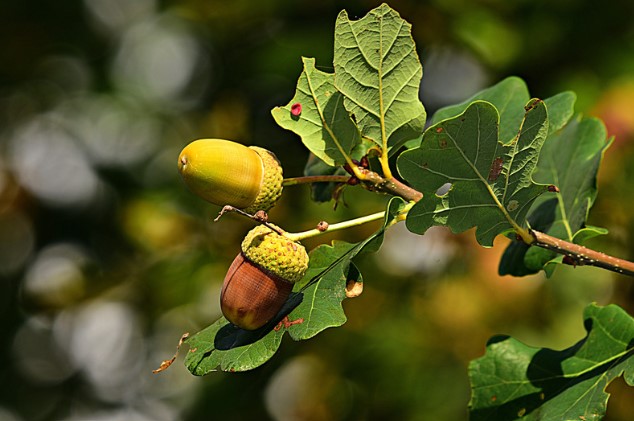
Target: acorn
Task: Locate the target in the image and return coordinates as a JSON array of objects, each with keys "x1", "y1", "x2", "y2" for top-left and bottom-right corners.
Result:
[
  {"x1": 221, "y1": 224, "x2": 309, "y2": 330},
  {"x1": 178, "y1": 139, "x2": 283, "y2": 213}
]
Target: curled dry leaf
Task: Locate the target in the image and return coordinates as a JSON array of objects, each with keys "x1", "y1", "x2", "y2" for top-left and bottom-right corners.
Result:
[
  {"x1": 153, "y1": 332, "x2": 189, "y2": 374},
  {"x1": 345, "y1": 279, "x2": 363, "y2": 298}
]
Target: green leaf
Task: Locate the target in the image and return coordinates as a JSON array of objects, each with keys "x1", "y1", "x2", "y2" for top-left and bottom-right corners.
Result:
[
  {"x1": 288, "y1": 196, "x2": 405, "y2": 340},
  {"x1": 543, "y1": 91, "x2": 576, "y2": 133},
  {"x1": 184, "y1": 197, "x2": 405, "y2": 373},
  {"x1": 287, "y1": 241, "x2": 357, "y2": 340},
  {"x1": 469, "y1": 303, "x2": 634, "y2": 420},
  {"x1": 499, "y1": 115, "x2": 612, "y2": 276},
  {"x1": 272, "y1": 56, "x2": 361, "y2": 166},
  {"x1": 431, "y1": 76, "x2": 530, "y2": 143},
  {"x1": 184, "y1": 317, "x2": 286, "y2": 375},
  {"x1": 397, "y1": 99, "x2": 549, "y2": 247},
  {"x1": 431, "y1": 77, "x2": 575, "y2": 142},
  {"x1": 334, "y1": 3, "x2": 426, "y2": 155}
]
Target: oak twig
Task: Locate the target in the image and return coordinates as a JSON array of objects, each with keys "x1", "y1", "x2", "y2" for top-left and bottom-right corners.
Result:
[
  {"x1": 282, "y1": 175, "x2": 351, "y2": 186},
  {"x1": 530, "y1": 230, "x2": 634, "y2": 277}
]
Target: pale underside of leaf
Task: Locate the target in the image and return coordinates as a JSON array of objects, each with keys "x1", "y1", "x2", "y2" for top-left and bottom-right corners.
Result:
[
  {"x1": 334, "y1": 3, "x2": 426, "y2": 155},
  {"x1": 271, "y1": 57, "x2": 360, "y2": 166}
]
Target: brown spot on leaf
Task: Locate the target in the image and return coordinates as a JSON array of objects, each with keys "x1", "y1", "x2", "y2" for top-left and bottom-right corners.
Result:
[
  {"x1": 274, "y1": 316, "x2": 304, "y2": 331},
  {"x1": 435, "y1": 126, "x2": 443, "y2": 133},
  {"x1": 439, "y1": 138, "x2": 448, "y2": 149},
  {"x1": 506, "y1": 200, "x2": 519, "y2": 212},
  {"x1": 488, "y1": 157, "x2": 503, "y2": 182}
]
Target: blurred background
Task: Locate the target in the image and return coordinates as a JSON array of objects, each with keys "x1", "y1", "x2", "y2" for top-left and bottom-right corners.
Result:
[{"x1": 1, "y1": 0, "x2": 634, "y2": 420}]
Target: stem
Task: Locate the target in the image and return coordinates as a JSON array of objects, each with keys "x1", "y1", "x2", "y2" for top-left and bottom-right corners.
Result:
[
  {"x1": 530, "y1": 230, "x2": 634, "y2": 277},
  {"x1": 214, "y1": 206, "x2": 285, "y2": 236},
  {"x1": 355, "y1": 168, "x2": 634, "y2": 277},
  {"x1": 359, "y1": 170, "x2": 423, "y2": 202},
  {"x1": 286, "y1": 211, "x2": 386, "y2": 242},
  {"x1": 379, "y1": 152, "x2": 393, "y2": 180},
  {"x1": 282, "y1": 175, "x2": 351, "y2": 186}
]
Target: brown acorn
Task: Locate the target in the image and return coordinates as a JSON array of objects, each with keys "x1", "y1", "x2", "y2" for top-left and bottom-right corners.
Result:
[{"x1": 220, "y1": 224, "x2": 309, "y2": 330}]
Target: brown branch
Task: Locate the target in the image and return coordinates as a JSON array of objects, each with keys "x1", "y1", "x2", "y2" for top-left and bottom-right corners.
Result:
[
  {"x1": 358, "y1": 170, "x2": 423, "y2": 202},
  {"x1": 290, "y1": 164, "x2": 634, "y2": 277},
  {"x1": 356, "y1": 168, "x2": 634, "y2": 277},
  {"x1": 530, "y1": 230, "x2": 634, "y2": 277}
]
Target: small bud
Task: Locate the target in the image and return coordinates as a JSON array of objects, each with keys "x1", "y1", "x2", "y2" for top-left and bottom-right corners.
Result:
[
  {"x1": 254, "y1": 210, "x2": 269, "y2": 223},
  {"x1": 316, "y1": 221, "x2": 329, "y2": 232}
]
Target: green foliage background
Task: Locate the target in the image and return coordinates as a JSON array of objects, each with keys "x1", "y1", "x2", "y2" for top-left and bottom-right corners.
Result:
[{"x1": 1, "y1": 0, "x2": 634, "y2": 420}]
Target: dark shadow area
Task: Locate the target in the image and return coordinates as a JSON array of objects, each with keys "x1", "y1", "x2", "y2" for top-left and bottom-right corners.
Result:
[
  {"x1": 213, "y1": 292, "x2": 304, "y2": 350},
  {"x1": 471, "y1": 319, "x2": 634, "y2": 420},
  {"x1": 499, "y1": 197, "x2": 558, "y2": 276}
]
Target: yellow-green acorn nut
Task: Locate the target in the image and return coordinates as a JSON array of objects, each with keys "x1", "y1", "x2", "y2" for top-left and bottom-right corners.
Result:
[
  {"x1": 177, "y1": 139, "x2": 283, "y2": 213},
  {"x1": 220, "y1": 224, "x2": 309, "y2": 330}
]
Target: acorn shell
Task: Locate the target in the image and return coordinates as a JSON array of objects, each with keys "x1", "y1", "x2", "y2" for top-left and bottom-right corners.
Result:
[
  {"x1": 177, "y1": 138, "x2": 283, "y2": 211},
  {"x1": 220, "y1": 252, "x2": 294, "y2": 330}
]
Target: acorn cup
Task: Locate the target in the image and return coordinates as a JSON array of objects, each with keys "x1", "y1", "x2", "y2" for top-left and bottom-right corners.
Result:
[
  {"x1": 178, "y1": 138, "x2": 283, "y2": 213},
  {"x1": 221, "y1": 224, "x2": 309, "y2": 330}
]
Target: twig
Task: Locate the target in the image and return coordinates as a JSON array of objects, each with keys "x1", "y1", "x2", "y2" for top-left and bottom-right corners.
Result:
[
  {"x1": 358, "y1": 169, "x2": 423, "y2": 202},
  {"x1": 282, "y1": 175, "x2": 352, "y2": 186},
  {"x1": 214, "y1": 206, "x2": 285, "y2": 235},
  {"x1": 285, "y1": 211, "x2": 386, "y2": 242},
  {"x1": 530, "y1": 230, "x2": 634, "y2": 277}
]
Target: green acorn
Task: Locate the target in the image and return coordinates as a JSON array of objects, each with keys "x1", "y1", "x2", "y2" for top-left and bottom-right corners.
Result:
[
  {"x1": 178, "y1": 138, "x2": 283, "y2": 213},
  {"x1": 220, "y1": 224, "x2": 309, "y2": 330}
]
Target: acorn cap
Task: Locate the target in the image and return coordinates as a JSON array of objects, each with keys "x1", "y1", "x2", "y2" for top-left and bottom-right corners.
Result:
[
  {"x1": 241, "y1": 224, "x2": 309, "y2": 284},
  {"x1": 177, "y1": 139, "x2": 283, "y2": 212},
  {"x1": 245, "y1": 147, "x2": 283, "y2": 214}
]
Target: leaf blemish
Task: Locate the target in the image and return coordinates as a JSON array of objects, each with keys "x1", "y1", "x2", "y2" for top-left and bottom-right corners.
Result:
[
  {"x1": 439, "y1": 138, "x2": 448, "y2": 149},
  {"x1": 436, "y1": 127, "x2": 443, "y2": 133},
  {"x1": 507, "y1": 200, "x2": 519, "y2": 212},
  {"x1": 291, "y1": 103, "x2": 302, "y2": 117},
  {"x1": 488, "y1": 157, "x2": 504, "y2": 182}
]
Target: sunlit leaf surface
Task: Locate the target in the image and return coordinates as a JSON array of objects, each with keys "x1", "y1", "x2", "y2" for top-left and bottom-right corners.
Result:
[
  {"x1": 469, "y1": 304, "x2": 634, "y2": 420},
  {"x1": 398, "y1": 99, "x2": 548, "y2": 246}
]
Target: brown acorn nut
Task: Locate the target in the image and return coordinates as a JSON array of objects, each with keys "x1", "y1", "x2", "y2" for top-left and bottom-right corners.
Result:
[
  {"x1": 177, "y1": 139, "x2": 283, "y2": 213},
  {"x1": 220, "y1": 224, "x2": 309, "y2": 330}
]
